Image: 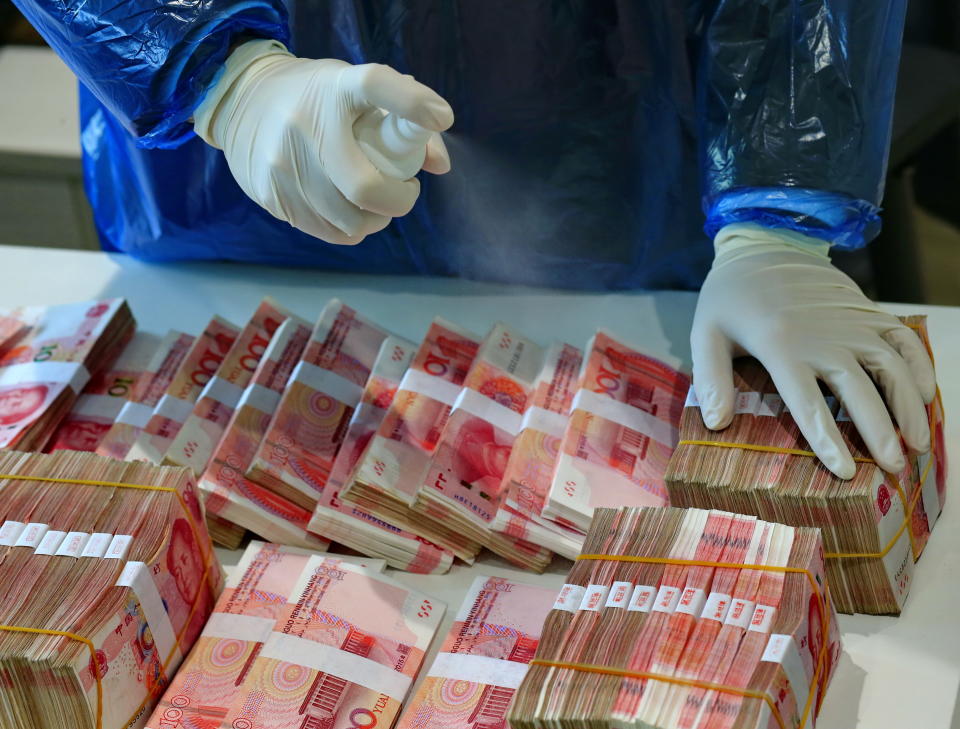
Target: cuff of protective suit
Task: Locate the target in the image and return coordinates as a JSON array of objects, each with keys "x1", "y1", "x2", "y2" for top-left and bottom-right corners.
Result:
[
  {"x1": 713, "y1": 223, "x2": 833, "y2": 265},
  {"x1": 193, "y1": 38, "x2": 292, "y2": 147}
]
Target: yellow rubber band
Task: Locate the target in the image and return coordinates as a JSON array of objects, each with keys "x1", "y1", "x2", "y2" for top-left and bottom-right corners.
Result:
[
  {"x1": 0, "y1": 625, "x2": 103, "y2": 729},
  {"x1": 676, "y1": 440, "x2": 875, "y2": 462}
]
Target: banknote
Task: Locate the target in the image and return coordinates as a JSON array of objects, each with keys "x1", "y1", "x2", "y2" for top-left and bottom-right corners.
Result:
[
  {"x1": 544, "y1": 330, "x2": 690, "y2": 532},
  {"x1": 248, "y1": 299, "x2": 390, "y2": 510},
  {"x1": 397, "y1": 576, "x2": 557, "y2": 729},
  {"x1": 165, "y1": 298, "x2": 292, "y2": 474},
  {"x1": 95, "y1": 330, "x2": 195, "y2": 460},
  {"x1": 126, "y1": 315, "x2": 239, "y2": 463}
]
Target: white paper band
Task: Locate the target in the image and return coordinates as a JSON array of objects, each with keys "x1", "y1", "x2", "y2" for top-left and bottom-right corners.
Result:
[
  {"x1": 571, "y1": 389, "x2": 677, "y2": 446},
  {"x1": 627, "y1": 585, "x2": 657, "y2": 613},
  {"x1": 0, "y1": 521, "x2": 26, "y2": 546},
  {"x1": 35, "y1": 530, "x2": 66, "y2": 556},
  {"x1": 519, "y1": 406, "x2": 568, "y2": 439},
  {"x1": 105, "y1": 534, "x2": 133, "y2": 560},
  {"x1": 684, "y1": 387, "x2": 699, "y2": 408},
  {"x1": 155, "y1": 394, "x2": 195, "y2": 424},
  {"x1": 292, "y1": 361, "x2": 363, "y2": 409},
  {"x1": 116, "y1": 561, "x2": 179, "y2": 664},
  {"x1": 759, "y1": 394, "x2": 783, "y2": 417},
  {"x1": 55, "y1": 531, "x2": 90, "y2": 557},
  {"x1": 72, "y1": 393, "x2": 125, "y2": 420},
  {"x1": 199, "y1": 375, "x2": 244, "y2": 410},
  {"x1": 701, "y1": 592, "x2": 733, "y2": 623},
  {"x1": 236, "y1": 383, "x2": 282, "y2": 415},
  {"x1": 453, "y1": 387, "x2": 522, "y2": 436},
  {"x1": 201, "y1": 612, "x2": 275, "y2": 643},
  {"x1": 606, "y1": 581, "x2": 633, "y2": 609},
  {"x1": 725, "y1": 598, "x2": 756, "y2": 629},
  {"x1": 553, "y1": 584, "x2": 586, "y2": 613},
  {"x1": 676, "y1": 586, "x2": 707, "y2": 616},
  {"x1": 398, "y1": 368, "x2": 462, "y2": 407},
  {"x1": 652, "y1": 585, "x2": 682, "y2": 614},
  {"x1": 81, "y1": 532, "x2": 112, "y2": 559},
  {"x1": 428, "y1": 652, "x2": 530, "y2": 690},
  {"x1": 579, "y1": 584, "x2": 610, "y2": 612},
  {"x1": 116, "y1": 401, "x2": 154, "y2": 429},
  {"x1": 747, "y1": 604, "x2": 777, "y2": 633},
  {"x1": 734, "y1": 391, "x2": 761, "y2": 416},
  {"x1": 0, "y1": 360, "x2": 89, "y2": 393},
  {"x1": 261, "y1": 632, "x2": 412, "y2": 703},
  {"x1": 14, "y1": 522, "x2": 49, "y2": 549}
]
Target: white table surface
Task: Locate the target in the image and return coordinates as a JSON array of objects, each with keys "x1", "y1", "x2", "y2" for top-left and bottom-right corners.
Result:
[{"x1": 1, "y1": 243, "x2": 957, "y2": 729}]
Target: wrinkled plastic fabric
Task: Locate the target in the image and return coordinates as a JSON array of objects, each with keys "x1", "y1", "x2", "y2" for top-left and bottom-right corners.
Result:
[
  {"x1": 42, "y1": 0, "x2": 908, "y2": 290},
  {"x1": 700, "y1": 0, "x2": 907, "y2": 249}
]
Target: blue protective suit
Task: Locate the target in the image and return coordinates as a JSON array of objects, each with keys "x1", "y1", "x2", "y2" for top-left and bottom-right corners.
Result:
[{"x1": 15, "y1": 0, "x2": 907, "y2": 290}]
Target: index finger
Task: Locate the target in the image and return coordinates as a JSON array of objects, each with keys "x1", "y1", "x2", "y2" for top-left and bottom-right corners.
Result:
[{"x1": 346, "y1": 63, "x2": 454, "y2": 132}]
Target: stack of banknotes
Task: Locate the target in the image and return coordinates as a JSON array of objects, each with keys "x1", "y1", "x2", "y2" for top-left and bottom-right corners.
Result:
[
  {"x1": 0, "y1": 449, "x2": 222, "y2": 729},
  {"x1": 666, "y1": 316, "x2": 946, "y2": 615},
  {"x1": 510, "y1": 506, "x2": 841, "y2": 729},
  {"x1": 397, "y1": 575, "x2": 557, "y2": 729},
  {"x1": 146, "y1": 540, "x2": 445, "y2": 729},
  {"x1": 0, "y1": 299, "x2": 135, "y2": 451}
]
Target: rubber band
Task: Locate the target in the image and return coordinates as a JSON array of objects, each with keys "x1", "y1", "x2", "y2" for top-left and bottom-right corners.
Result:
[
  {"x1": 678, "y1": 386, "x2": 944, "y2": 562},
  {"x1": 554, "y1": 556, "x2": 831, "y2": 729},
  {"x1": 0, "y1": 625, "x2": 102, "y2": 729}
]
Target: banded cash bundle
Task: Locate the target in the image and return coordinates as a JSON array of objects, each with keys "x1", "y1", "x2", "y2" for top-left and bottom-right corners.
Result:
[
  {"x1": 341, "y1": 318, "x2": 486, "y2": 562},
  {"x1": 492, "y1": 341, "x2": 586, "y2": 559},
  {"x1": 0, "y1": 299, "x2": 135, "y2": 451},
  {"x1": 412, "y1": 322, "x2": 554, "y2": 571},
  {"x1": 397, "y1": 575, "x2": 557, "y2": 729},
  {"x1": 666, "y1": 316, "x2": 946, "y2": 615},
  {"x1": 201, "y1": 317, "x2": 330, "y2": 550},
  {"x1": 146, "y1": 540, "x2": 444, "y2": 729},
  {"x1": 544, "y1": 331, "x2": 690, "y2": 532},
  {"x1": 510, "y1": 507, "x2": 841, "y2": 729},
  {"x1": 0, "y1": 449, "x2": 222, "y2": 729},
  {"x1": 308, "y1": 334, "x2": 454, "y2": 574}
]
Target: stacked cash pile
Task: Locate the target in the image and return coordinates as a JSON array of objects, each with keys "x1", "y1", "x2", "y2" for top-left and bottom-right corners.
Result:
[
  {"x1": 0, "y1": 449, "x2": 221, "y2": 729},
  {"x1": 145, "y1": 540, "x2": 444, "y2": 729},
  {"x1": 510, "y1": 506, "x2": 841, "y2": 729},
  {"x1": 397, "y1": 575, "x2": 557, "y2": 729},
  {"x1": 666, "y1": 317, "x2": 946, "y2": 614}
]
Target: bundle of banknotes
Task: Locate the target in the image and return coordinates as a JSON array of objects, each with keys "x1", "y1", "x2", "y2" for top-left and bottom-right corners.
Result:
[
  {"x1": 666, "y1": 316, "x2": 946, "y2": 615},
  {"x1": 397, "y1": 575, "x2": 557, "y2": 729},
  {"x1": 146, "y1": 540, "x2": 445, "y2": 729},
  {"x1": 0, "y1": 449, "x2": 222, "y2": 729},
  {"x1": 510, "y1": 506, "x2": 841, "y2": 729},
  {"x1": 0, "y1": 299, "x2": 135, "y2": 451}
]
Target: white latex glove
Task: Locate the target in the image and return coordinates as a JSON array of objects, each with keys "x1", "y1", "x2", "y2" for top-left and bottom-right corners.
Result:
[
  {"x1": 194, "y1": 39, "x2": 453, "y2": 245},
  {"x1": 691, "y1": 223, "x2": 937, "y2": 479}
]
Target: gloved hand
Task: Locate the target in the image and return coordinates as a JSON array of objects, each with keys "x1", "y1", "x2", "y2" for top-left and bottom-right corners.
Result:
[
  {"x1": 194, "y1": 39, "x2": 454, "y2": 245},
  {"x1": 691, "y1": 223, "x2": 936, "y2": 479}
]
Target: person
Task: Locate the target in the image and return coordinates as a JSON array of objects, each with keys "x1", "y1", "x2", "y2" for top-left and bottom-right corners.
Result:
[{"x1": 13, "y1": 0, "x2": 935, "y2": 479}]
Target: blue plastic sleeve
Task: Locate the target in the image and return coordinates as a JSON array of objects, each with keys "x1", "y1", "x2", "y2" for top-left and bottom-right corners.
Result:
[
  {"x1": 698, "y1": 0, "x2": 908, "y2": 247},
  {"x1": 12, "y1": 0, "x2": 291, "y2": 148}
]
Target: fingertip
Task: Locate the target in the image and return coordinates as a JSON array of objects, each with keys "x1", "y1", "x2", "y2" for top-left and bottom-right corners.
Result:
[{"x1": 422, "y1": 135, "x2": 451, "y2": 175}]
